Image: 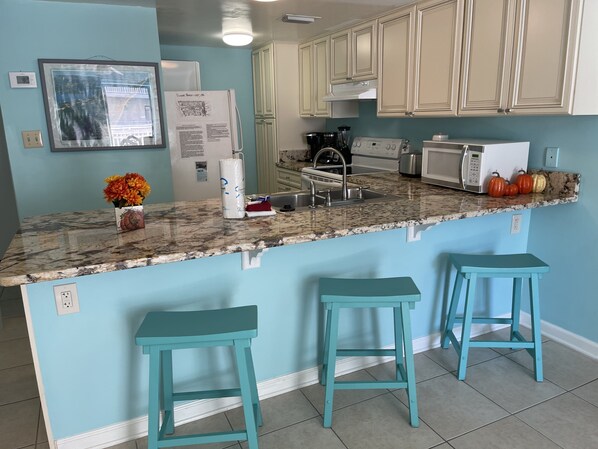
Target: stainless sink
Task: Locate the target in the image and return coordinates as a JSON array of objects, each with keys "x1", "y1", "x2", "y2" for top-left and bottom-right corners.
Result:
[{"x1": 266, "y1": 187, "x2": 391, "y2": 212}]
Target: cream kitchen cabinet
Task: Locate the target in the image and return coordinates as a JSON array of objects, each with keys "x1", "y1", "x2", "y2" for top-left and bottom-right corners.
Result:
[
  {"x1": 459, "y1": 0, "x2": 598, "y2": 116},
  {"x1": 276, "y1": 167, "x2": 302, "y2": 192},
  {"x1": 330, "y1": 20, "x2": 378, "y2": 84},
  {"x1": 377, "y1": 0, "x2": 464, "y2": 117},
  {"x1": 299, "y1": 36, "x2": 358, "y2": 118},
  {"x1": 252, "y1": 43, "x2": 275, "y2": 118},
  {"x1": 252, "y1": 42, "x2": 324, "y2": 194},
  {"x1": 255, "y1": 119, "x2": 277, "y2": 194}
]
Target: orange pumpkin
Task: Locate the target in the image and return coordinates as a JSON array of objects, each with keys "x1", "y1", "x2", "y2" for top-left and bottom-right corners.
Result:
[
  {"x1": 505, "y1": 182, "x2": 519, "y2": 196},
  {"x1": 487, "y1": 172, "x2": 506, "y2": 197},
  {"x1": 515, "y1": 170, "x2": 533, "y2": 194}
]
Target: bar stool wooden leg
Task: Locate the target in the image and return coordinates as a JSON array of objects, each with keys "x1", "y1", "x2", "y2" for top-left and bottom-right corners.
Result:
[
  {"x1": 393, "y1": 306, "x2": 404, "y2": 382},
  {"x1": 530, "y1": 274, "x2": 543, "y2": 382},
  {"x1": 161, "y1": 350, "x2": 175, "y2": 435},
  {"x1": 511, "y1": 277, "x2": 523, "y2": 342},
  {"x1": 147, "y1": 347, "x2": 161, "y2": 449},
  {"x1": 323, "y1": 305, "x2": 340, "y2": 428},
  {"x1": 244, "y1": 346, "x2": 263, "y2": 427},
  {"x1": 401, "y1": 302, "x2": 419, "y2": 428},
  {"x1": 457, "y1": 273, "x2": 477, "y2": 381},
  {"x1": 442, "y1": 272, "x2": 463, "y2": 349},
  {"x1": 235, "y1": 340, "x2": 259, "y2": 449},
  {"x1": 321, "y1": 307, "x2": 333, "y2": 386}
]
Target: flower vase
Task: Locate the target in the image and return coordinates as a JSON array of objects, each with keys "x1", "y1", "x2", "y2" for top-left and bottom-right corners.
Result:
[{"x1": 114, "y1": 205, "x2": 145, "y2": 233}]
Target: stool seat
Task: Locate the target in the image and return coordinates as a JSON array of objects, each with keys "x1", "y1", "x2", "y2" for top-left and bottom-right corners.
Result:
[
  {"x1": 320, "y1": 276, "x2": 420, "y2": 429},
  {"x1": 449, "y1": 253, "x2": 549, "y2": 276},
  {"x1": 136, "y1": 305, "x2": 262, "y2": 449},
  {"x1": 320, "y1": 277, "x2": 421, "y2": 303},
  {"x1": 443, "y1": 253, "x2": 548, "y2": 382},
  {"x1": 136, "y1": 306, "x2": 257, "y2": 347}
]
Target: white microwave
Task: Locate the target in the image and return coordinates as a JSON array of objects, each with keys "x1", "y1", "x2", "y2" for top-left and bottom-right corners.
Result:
[{"x1": 421, "y1": 139, "x2": 530, "y2": 193}]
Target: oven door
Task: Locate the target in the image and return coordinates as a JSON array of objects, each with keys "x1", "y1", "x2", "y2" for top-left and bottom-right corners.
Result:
[{"x1": 300, "y1": 168, "x2": 343, "y2": 190}]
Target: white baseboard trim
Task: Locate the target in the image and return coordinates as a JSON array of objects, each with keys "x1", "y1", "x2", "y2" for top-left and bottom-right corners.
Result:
[
  {"x1": 56, "y1": 317, "x2": 585, "y2": 449},
  {"x1": 520, "y1": 312, "x2": 598, "y2": 360}
]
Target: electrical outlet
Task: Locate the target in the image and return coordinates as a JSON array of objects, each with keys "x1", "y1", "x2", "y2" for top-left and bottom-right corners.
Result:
[
  {"x1": 54, "y1": 283, "x2": 80, "y2": 315},
  {"x1": 545, "y1": 147, "x2": 559, "y2": 168},
  {"x1": 511, "y1": 214, "x2": 522, "y2": 234}
]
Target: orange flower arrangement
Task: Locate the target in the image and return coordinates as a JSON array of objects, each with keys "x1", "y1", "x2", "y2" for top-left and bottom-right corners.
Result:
[{"x1": 104, "y1": 173, "x2": 151, "y2": 207}]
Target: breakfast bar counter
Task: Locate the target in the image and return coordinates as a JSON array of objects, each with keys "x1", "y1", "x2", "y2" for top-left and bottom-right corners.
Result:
[
  {"x1": 0, "y1": 171, "x2": 579, "y2": 287},
  {"x1": 0, "y1": 171, "x2": 580, "y2": 448}
]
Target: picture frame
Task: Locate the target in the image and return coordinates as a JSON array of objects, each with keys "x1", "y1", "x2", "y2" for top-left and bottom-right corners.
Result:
[{"x1": 38, "y1": 59, "x2": 166, "y2": 152}]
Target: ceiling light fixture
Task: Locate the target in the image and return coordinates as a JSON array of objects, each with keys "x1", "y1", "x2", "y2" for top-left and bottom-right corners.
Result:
[
  {"x1": 222, "y1": 32, "x2": 254, "y2": 46},
  {"x1": 282, "y1": 14, "x2": 321, "y2": 24}
]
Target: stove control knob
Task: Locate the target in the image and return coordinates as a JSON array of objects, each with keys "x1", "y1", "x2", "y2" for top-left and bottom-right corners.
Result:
[
  {"x1": 391, "y1": 144, "x2": 397, "y2": 150},
  {"x1": 385, "y1": 144, "x2": 391, "y2": 150}
]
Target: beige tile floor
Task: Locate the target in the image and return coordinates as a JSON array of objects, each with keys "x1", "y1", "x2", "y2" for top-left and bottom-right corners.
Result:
[{"x1": 2, "y1": 285, "x2": 598, "y2": 449}]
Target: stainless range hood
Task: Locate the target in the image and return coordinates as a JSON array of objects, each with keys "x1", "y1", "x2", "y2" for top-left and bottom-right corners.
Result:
[{"x1": 322, "y1": 80, "x2": 377, "y2": 102}]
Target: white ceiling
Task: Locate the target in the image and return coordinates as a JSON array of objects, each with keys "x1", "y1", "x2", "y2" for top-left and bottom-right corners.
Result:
[{"x1": 43, "y1": 0, "x2": 413, "y2": 47}]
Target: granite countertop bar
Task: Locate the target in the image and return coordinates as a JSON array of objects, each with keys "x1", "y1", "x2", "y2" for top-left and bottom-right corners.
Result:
[{"x1": 0, "y1": 172, "x2": 579, "y2": 287}]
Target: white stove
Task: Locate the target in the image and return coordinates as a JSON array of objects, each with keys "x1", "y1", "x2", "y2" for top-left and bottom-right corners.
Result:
[{"x1": 301, "y1": 136, "x2": 407, "y2": 189}]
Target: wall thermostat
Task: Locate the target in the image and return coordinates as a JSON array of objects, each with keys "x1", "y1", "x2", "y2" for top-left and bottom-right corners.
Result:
[{"x1": 9, "y1": 72, "x2": 37, "y2": 88}]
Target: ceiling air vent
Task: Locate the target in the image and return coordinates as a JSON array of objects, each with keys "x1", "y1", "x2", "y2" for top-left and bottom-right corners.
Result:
[{"x1": 282, "y1": 14, "x2": 321, "y2": 24}]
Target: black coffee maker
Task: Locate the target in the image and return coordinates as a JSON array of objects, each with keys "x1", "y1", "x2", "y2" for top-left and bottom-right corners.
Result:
[{"x1": 305, "y1": 132, "x2": 324, "y2": 161}]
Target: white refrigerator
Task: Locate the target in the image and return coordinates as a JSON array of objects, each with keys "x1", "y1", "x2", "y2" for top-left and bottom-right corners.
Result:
[{"x1": 164, "y1": 90, "x2": 243, "y2": 201}]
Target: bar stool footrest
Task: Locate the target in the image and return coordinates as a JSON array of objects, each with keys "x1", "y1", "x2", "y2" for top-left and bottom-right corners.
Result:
[
  {"x1": 336, "y1": 349, "x2": 396, "y2": 357},
  {"x1": 172, "y1": 388, "x2": 242, "y2": 402},
  {"x1": 157, "y1": 430, "x2": 248, "y2": 448},
  {"x1": 334, "y1": 380, "x2": 409, "y2": 390}
]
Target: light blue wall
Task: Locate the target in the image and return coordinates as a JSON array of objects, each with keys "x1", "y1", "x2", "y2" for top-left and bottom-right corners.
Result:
[
  {"x1": 0, "y1": 0, "x2": 174, "y2": 218},
  {"x1": 27, "y1": 212, "x2": 527, "y2": 439},
  {"x1": 160, "y1": 45, "x2": 258, "y2": 194},
  {"x1": 0, "y1": 107, "x2": 20, "y2": 257},
  {"x1": 328, "y1": 102, "x2": 597, "y2": 342}
]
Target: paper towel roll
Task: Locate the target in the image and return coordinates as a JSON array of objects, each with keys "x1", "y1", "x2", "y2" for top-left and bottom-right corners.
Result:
[{"x1": 219, "y1": 158, "x2": 245, "y2": 219}]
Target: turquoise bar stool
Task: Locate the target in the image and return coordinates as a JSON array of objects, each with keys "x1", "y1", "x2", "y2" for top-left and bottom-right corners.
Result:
[
  {"x1": 442, "y1": 253, "x2": 549, "y2": 382},
  {"x1": 135, "y1": 305, "x2": 262, "y2": 449},
  {"x1": 320, "y1": 277, "x2": 420, "y2": 428}
]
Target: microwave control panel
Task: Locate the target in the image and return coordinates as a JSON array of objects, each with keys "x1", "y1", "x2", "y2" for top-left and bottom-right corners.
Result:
[{"x1": 466, "y1": 152, "x2": 482, "y2": 185}]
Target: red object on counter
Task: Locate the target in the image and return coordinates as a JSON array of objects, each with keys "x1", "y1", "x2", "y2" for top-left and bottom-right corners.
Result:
[{"x1": 246, "y1": 201, "x2": 272, "y2": 212}]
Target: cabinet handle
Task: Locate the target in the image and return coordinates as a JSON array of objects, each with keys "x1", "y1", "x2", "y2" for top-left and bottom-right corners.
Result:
[
  {"x1": 505, "y1": 108, "x2": 512, "y2": 114},
  {"x1": 346, "y1": 77, "x2": 353, "y2": 81},
  {"x1": 497, "y1": 108, "x2": 505, "y2": 113},
  {"x1": 404, "y1": 112, "x2": 415, "y2": 117}
]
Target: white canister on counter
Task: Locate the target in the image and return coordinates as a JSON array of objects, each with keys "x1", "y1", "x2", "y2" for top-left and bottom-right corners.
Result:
[{"x1": 432, "y1": 133, "x2": 449, "y2": 141}]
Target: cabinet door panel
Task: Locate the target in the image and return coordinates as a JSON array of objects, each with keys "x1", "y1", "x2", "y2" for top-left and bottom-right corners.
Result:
[
  {"x1": 255, "y1": 121, "x2": 268, "y2": 193},
  {"x1": 414, "y1": 0, "x2": 463, "y2": 115},
  {"x1": 460, "y1": 0, "x2": 515, "y2": 114},
  {"x1": 261, "y1": 44, "x2": 276, "y2": 117},
  {"x1": 352, "y1": 20, "x2": 377, "y2": 80},
  {"x1": 299, "y1": 43, "x2": 313, "y2": 116},
  {"x1": 252, "y1": 50, "x2": 263, "y2": 117},
  {"x1": 378, "y1": 8, "x2": 415, "y2": 115},
  {"x1": 510, "y1": 0, "x2": 573, "y2": 110},
  {"x1": 265, "y1": 119, "x2": 278, "y2": 193},
  {"x1": 314, "y1": 37, "x2": 331, "y2": 116},
  {"x1": 330, "y1": 30, "x2": 350, "y2": 83}
]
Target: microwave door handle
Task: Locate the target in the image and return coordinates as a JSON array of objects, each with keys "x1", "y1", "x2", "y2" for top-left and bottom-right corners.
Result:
[{"x1": 459, "y1": 145, "x2": 469, "y2": 189}]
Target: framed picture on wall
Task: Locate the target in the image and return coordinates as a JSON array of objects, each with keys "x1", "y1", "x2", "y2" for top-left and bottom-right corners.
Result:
[{"x1": 38, "y1": 59, "x2": 166, "y2": 152}]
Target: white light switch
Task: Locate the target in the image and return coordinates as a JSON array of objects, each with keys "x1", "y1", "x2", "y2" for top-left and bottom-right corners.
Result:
[{"x1": 22, "y1": 130, "x2": 43, "y2": 148}]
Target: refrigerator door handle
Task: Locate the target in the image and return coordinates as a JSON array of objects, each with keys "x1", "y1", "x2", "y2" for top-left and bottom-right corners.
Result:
[{"x1": 234, "y1": 104, "x2": 243, "y2": 154}]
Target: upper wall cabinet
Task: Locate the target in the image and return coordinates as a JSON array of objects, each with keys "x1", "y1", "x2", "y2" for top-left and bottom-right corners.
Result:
[
  {"x1": 378, "y1": 0, "x2": 464, "y2": 117},
  {"x1": 330, "y1": 20, "x2": 378, "y2": 84},
  {"x1": 459, "y1": 0, "x2": 596, "y2": 116},
  {"x1": 300, "y1": 37, "x2": 333, "y2": 117},
  {"x1": 252, "y1": 43, "x2": 276, "y2": 118},
  {"x1": 300, "y1": 36, "x2": 359, "y2": 118}
]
